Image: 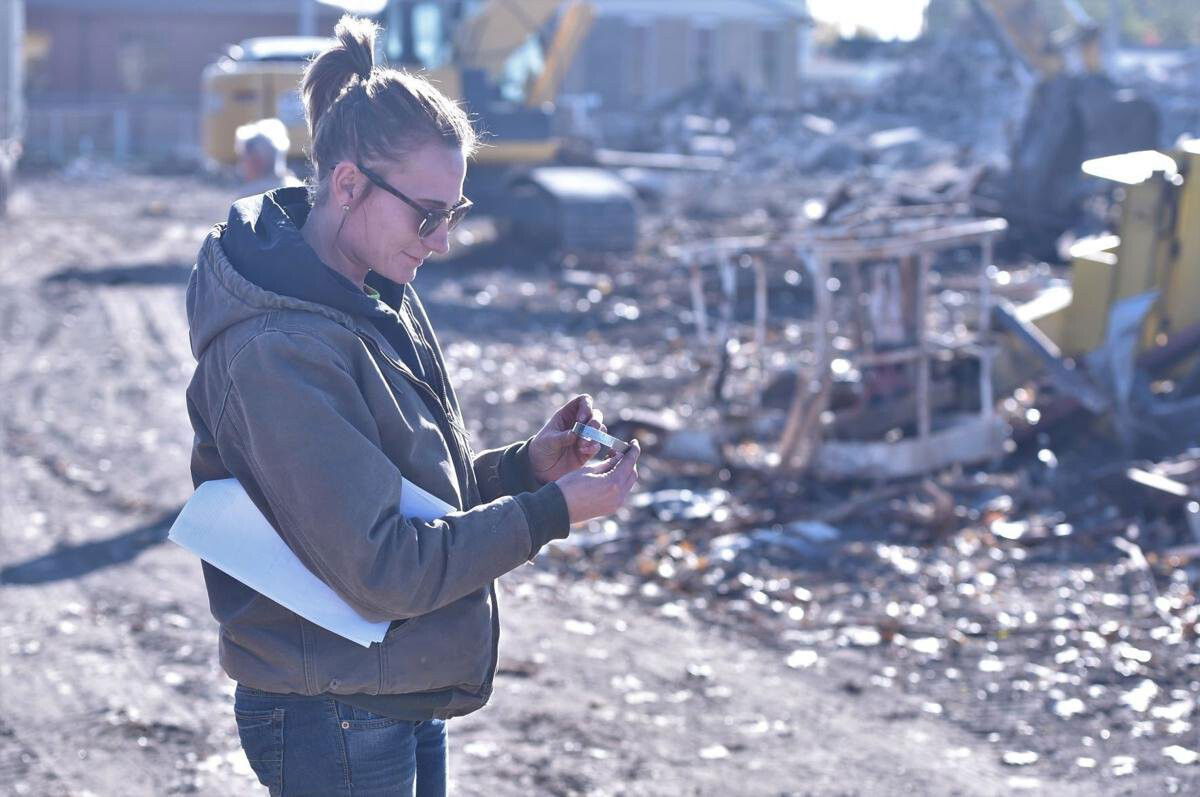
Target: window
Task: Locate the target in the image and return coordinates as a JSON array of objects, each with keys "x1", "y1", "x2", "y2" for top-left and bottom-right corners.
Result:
[
  {"x1": 694, "y1": 25, "x2": 714, "y2": 83},
  {"x1": 761, "y1": 28, "x2": 781, "y2": 93},
  {"x1": 383, "y1": 1, "x2": 450, "y2": 70},
  {"x1": 116, "y1": 33, "x2": 168, "y2": 95}
]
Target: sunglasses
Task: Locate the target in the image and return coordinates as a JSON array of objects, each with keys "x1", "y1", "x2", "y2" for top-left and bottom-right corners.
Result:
[{"x1": 356, "y1": 162, "x2": 472, "y2": 240}]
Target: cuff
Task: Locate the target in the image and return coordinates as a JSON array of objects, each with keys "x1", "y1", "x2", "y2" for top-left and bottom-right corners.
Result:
[
  {"x1": 500, "y1": 437, "x2": 545, "y2": 495},
  {"x1": 515, "y1": 482, "x2": 570, "y2": 559}
]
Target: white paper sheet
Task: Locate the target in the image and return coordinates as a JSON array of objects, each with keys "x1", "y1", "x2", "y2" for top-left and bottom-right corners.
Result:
[{"x1": 168, "y1": 477, "x2": 453, "y2": 648}]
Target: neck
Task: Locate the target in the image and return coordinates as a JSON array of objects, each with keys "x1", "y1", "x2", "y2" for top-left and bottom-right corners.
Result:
[{"x1": 300, "y1": 203, "x2": 370, "y2": 288}]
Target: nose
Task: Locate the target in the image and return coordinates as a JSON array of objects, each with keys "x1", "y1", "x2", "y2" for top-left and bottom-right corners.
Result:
[{"x1": 423, "y1": 220, "x2": 451, "y2": 255}]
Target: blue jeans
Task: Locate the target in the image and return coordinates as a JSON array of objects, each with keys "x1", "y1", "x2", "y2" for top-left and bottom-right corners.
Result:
[{"x1": 233, "y1": 684, "x2": 447, "y2": 796}]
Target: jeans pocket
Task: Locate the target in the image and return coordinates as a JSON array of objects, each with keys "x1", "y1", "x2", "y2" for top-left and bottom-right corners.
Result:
[
  {"x1": 235, "y1": 707, "x2": 285, "y2": 795},
  {"x1": 337, "y1": 702, "x2": 414, "y2": 731},
  {"x1": 335, "y1": 703, "x2": 421, "y2": 791}
]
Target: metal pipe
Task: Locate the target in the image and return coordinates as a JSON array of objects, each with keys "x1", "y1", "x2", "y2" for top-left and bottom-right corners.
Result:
[
  {"x1": 979, "y1": 235, "x2": 995, "y2": 418},
  {"x1": 689, "y1": 259, "x2": 709, "y2": 346},
  {"x1": 916, "y1": 250, "x2": 932, "y2": 441},
  {"x1": 753, "y1": 255, "x2": 768, "y2": 407}
]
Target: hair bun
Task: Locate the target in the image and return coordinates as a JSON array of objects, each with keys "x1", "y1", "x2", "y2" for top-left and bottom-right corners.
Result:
[
  {"x1": 302, "y1": 15, "x2": 380, "y2": 141},
  {"x1": 335, "y1": 15, "x2": 376, "y2": 82},
  {"x1": 301, "y1": 13, "x2": 478, "y2": 194}
]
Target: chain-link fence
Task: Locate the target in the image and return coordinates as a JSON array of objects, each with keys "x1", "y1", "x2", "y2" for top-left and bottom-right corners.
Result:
[{"x1": 23, "y1": 101, "x2": 199, "y2": 166}]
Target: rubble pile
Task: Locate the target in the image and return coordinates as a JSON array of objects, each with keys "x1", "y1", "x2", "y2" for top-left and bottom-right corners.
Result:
[
  {"x1": 868, "y1": 33, "x2": 1021, "y2": 163},
  {"x1": 439, "y1": 174, "x2": 1197, "y2": 792},
  {"x1": 440, "y1": 84, "x2": 1200, "y2": 786},
  {"x1": 545, "y1": 441, "x2": 1199, "y2": 788}
]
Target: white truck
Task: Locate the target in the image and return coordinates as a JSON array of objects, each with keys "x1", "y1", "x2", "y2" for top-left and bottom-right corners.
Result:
[{"x1": 0, "y1": 0, "x2": 24, "y2": 215}]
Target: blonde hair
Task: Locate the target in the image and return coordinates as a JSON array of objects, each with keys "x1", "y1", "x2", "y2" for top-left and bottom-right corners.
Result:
[{"x1": 301, "y1": 15, "x2": 477, "y2": 205}]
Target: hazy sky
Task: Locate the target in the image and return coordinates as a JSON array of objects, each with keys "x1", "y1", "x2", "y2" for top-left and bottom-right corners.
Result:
[{"x1": 807, "y1": 0, "x2": 931, "y2": 41}]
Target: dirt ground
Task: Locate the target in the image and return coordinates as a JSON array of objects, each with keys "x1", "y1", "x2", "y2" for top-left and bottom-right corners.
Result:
[{"x1": 0, "y1": 171, "x2": 1190, "y2": 796}]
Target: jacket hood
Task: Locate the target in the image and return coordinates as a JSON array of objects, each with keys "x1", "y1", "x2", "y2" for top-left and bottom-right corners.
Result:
[{"x1": 187, "y1": 188, "x2": 402, "y2": 359}]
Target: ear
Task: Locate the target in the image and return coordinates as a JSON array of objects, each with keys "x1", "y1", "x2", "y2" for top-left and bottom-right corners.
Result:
[{"x1": 329, "y1": 161, "x2": 363, "y2": 208}]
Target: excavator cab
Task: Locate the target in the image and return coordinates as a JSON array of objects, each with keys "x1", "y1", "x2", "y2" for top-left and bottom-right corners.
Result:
[
  {"x1": 1008, "y1": 68, "x2": 1160, "y2": 259},
  {"x1": 972, "y1": 1, "x2": 1161, "y2": 259},
  {"x1": 378, "y1": 0, "x2": 637, "y2": 254}
]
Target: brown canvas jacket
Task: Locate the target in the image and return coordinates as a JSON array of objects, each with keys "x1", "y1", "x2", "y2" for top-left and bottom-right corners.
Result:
[{"x1": 184, "y1": 226, "x2": 563, "y2": 718}]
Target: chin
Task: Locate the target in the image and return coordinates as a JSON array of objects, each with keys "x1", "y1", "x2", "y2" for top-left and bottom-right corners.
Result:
[{"x1": 380, "y1": 266, "x2": 418, "y2": 285}]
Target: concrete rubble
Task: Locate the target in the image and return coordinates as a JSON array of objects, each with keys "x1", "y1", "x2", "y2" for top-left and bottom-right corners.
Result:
[{"x1": 534, "y1": 16, "x2": 1200, "y2": 791}]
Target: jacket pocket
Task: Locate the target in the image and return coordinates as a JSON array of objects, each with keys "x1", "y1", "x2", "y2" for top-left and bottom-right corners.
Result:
[{"x1": 378, "y1": 589, "x2": 494, "y2": 694}]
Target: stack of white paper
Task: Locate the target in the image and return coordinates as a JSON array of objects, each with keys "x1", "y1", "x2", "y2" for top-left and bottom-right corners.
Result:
[{"x1": 168, "y1": 478, "x2": 453, "y2": 647}]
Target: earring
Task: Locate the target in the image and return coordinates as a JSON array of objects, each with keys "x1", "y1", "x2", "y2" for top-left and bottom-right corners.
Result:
[{"x1": 341, "y1": 204, "x2": 351, "y2": 212}]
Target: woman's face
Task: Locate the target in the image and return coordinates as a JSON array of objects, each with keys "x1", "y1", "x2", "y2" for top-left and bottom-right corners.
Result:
[{"x1": 341, "y1": 142, "x2": 467, "y2": 285}]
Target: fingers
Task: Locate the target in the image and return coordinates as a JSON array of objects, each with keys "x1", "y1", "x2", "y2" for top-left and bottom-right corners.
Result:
[
  {"x1": 578, "y1": 438, "x2": 602, "y2": 459},
  {"x1": 595, "y1": 440, "x2": 639, "y2": 482},
  {"x1": 550, "y1": 394, "x2": 589, "y2": 431},
  {"x1": 569, "y1": 394, "x2": 605, "y2": 429}
]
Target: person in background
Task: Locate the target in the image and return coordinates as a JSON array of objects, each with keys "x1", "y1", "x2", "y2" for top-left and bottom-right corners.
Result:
[
  {"x1": 234, "y1": 117, "x2": 300, "y2": 196},
  {"x1": 185, "y1": 15, "x2": 640, "y2": 797}
]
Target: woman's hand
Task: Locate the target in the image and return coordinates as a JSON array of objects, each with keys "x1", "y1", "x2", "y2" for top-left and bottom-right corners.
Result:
[
  {"x1": 556, "y1": 440, "x2": 641, "y2": 525},
  {"x1": 528, "y1": 394, "x2": 609, "y2": 485}
]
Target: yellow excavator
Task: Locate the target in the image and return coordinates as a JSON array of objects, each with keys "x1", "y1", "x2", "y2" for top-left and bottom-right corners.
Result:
[
  {"x1": 201, "y1": 0, "x2": 637, "y2": 253},
  {"x1": 967, "y1": 2, "x2": 1198, "y2": 444},
  {"x1": 970, "y1": 0, "x2": 1160, "y2": 260}
]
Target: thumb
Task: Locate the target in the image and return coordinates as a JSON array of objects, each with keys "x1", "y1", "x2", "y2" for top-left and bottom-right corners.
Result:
[
  {"x1": 557, "y1": 393, "x2": 588, "y2": 420},
  {"x1": 585, "y1": 453, "x2": 621, "y2": 475},
  {"x1": 614, "y1": 440, "x2": 641, "y2": 476},
  {"x1": 573, "y1": 393, "x2": 594, "y2": 422}
]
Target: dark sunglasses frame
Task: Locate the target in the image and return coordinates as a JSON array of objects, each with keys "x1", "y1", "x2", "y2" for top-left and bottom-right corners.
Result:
[{"x1": 356, "y1": 162, "x2": 472, "y2": 239}]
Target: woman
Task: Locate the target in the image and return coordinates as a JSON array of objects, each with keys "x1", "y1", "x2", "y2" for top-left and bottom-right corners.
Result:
[{"x1": 185, "y1": 16, "x2": 639, "y2": 796}]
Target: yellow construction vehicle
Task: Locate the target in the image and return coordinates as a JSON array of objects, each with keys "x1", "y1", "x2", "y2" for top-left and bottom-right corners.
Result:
[
  {"x1": 201, "y1": 35, "x2": 332, "y2": 168},
  {"x1": 999, "y1": 140, "x2": 1200, "y2": 447},
  {"x1": 201, "y1": 0, "x2": 637, "y2": 253},
  {"x1": 970, "y1": 0, "x2": 1160, "y2": 260},
  {"x1": 1036, "y1": 142, "x2": 1200, "y2": 361}
]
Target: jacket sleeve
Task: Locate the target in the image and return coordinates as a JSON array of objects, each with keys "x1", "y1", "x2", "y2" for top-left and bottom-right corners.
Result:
[
  {"x1": 474, "y1": 440, "x2": 571, "y2": 554},
  {"x1": 216, "y1": 329, "x2": 536, "y2": 623},
  {"x1": 473, "y1": 439, "x2": 542, "y2": 502}
]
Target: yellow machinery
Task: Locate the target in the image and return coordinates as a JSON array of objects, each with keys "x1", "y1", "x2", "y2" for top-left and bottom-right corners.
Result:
[
  {"x1": 971, "y1": 0, "x2": 1160, "y2": 260},
  {"x1": 371, "y1": 0, "x2": 594, "y2": 167},
  {"x1": 977, "y1": 0, "x2": 1195, "y2": 413},
  {"x1": 1034, "y1": 142, "x2": 1200, "y2": 361},
  {"x1": 996, "y1": 141, "x2": 1200, "y2": 448},
  {"x1": 202, "y1": 1, "x2": 593, "y2": 168},
  {"x1": 200, "y1": 0, "x2": 634, "y2": 252},
  {"x1": 202, "y1": 36, "x2": 334, "y2": 167}
]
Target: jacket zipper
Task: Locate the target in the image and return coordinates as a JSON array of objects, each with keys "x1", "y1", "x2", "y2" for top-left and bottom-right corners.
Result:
[
  {"x1": 357, "y1": 333, "x2": 472, "y2": 507},
  {"x1": 358, "y1": 332, "x2": 501, "y2": 700},
  {"x1": 401, "y1": 299, "x2": 461, "y2": 439}
]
